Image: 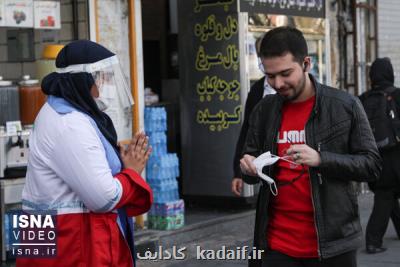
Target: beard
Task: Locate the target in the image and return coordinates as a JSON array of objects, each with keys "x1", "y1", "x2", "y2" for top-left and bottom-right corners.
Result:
[{"x1": 280, "y1": 72, "x2": 307, "y2": 102}]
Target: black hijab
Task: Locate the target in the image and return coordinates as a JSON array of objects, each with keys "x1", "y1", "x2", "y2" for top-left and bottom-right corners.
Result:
[
  {"x1": 370, "y1": 57, "x2": 395, "y2": 91},
  {"x1": 43, "y1": 41, "x2": 137, "y2": 259},
  {"x1": 41, "y1": 40, "x2": 120, "y2": 155}
]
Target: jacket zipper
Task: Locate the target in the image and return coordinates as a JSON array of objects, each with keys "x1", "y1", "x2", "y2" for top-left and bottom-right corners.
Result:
[
  {"x1": 308, "y1": 168, "x2": 321, "y2": 259},
  {"x1": 268, "y1": 106, "x2": 281, "y2": 177},
  {"x1": 306, "y1": 110, "x2": 321, "y2": 259},
  {"x1": 263, "y1": 103, "x2": 281, "y2": 250},
  {"x1": 317, "y1": 143, "x2": 323, "y2": 185}
]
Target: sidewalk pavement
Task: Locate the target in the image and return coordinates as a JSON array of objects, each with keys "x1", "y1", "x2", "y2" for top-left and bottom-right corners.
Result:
[
  {"x1": 1, "y1": 193, "x2": 398, "y2": 267},
  {"x1": 358, "y1": 193, "x2": 400, "y2": 267},
  {"x1": 137, "y1": 193, "x2": 400, "y2": 267}
]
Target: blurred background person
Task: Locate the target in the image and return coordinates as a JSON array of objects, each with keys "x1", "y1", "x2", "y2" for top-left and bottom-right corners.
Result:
[
  {"x1": 232, "y1": 34, "x2": 275, "y2": 196},
  {"x1": 361, "y1": 57, "x2": 400, "y2": 254}
]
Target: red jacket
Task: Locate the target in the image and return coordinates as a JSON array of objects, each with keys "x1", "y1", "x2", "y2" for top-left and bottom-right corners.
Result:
[{"x1": 17, "y1": 169, "x2": 153, "y2": 267}]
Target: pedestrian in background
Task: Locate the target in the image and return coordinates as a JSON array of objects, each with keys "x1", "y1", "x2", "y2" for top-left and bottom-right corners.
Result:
[
  {"x1": 232, "y1": 35, "x2": 275, "y2": 196},
  {"x1": 361, "y1": 57, "x2": 400, "y2": 254}
]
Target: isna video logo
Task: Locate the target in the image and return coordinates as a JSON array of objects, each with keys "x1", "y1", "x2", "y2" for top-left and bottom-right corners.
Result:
[{"x1": 6, "y1": 210, "x2": 57, "y2": 258}]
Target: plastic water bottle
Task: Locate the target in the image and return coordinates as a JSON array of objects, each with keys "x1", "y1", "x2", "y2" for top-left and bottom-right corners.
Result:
[{"x1": 157, "y1": 108, "x2": 161, "y2": 132}]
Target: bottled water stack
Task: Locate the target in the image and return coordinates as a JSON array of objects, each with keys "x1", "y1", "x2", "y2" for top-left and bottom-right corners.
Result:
[
  {"x1": 146, "y1": 153, "x2": 180, "y2": 203},
  {"x1": 145, "y1": 107, "x2": 184, "y2": 230}
]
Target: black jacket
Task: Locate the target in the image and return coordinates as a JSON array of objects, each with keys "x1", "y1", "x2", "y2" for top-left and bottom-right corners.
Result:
[
  {"x1": 361, "y1": 57, "x2": 400, "y2": 191},
  {"x1": 233, "y1": 77, "x2": 265, "y2": 177},
  {"x1": 242, "y1": 75, "x2": 382, "y2": 265}
]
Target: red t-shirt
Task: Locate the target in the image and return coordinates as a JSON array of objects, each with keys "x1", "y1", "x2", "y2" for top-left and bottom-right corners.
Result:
[{"x1": 267, "y1": 95, "x2": 318, "y2": 258}]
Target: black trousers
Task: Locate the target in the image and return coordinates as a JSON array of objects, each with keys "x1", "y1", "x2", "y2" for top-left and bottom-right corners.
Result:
[
  {"x1": 366, "y1": 189, "x2": 400, "y2": 247},
  {"x1": 261, "y1": 249, "x2": 357, "y2": 267}
]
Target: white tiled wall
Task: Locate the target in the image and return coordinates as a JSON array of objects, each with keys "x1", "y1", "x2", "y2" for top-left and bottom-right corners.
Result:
[{"x1": 0, "y1": 0, "x2": 89, "y2": 82}]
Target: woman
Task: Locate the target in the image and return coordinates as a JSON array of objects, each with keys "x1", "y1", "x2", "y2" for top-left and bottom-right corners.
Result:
[{"x1": 17, "y1": 40, "x2": 153, "y2": 267}]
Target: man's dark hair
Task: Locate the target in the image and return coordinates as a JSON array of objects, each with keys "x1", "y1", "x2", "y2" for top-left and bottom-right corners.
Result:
[{"x1": 259, "y1": 26, "x2": 308, "y2": 64}]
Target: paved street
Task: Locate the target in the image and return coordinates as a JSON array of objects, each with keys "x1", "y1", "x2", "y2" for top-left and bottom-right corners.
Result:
[
  {"x1": 138, "y1": 193, "x2": 400, "y2": 267},
  {"x1": 1, "y1": 193, "x2": 398, "y2": 267}
]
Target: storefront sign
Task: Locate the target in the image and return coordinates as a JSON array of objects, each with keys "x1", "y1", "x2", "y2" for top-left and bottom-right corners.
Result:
[
  {"x1": 193, "y1": 0, "x2": 238, "y2": 13},
  {"x1": 240, "y1": 0, "x2": 325, "y2": 18},
  {"x1": 189, "y1": 12, "x2": 242, "y2": 132},
  {"x1": 179, "y1": 0, "x2": 242, "y2": 197},
  {"x1": 4, "y1": 0, "x2": 34, "y2": 28},
  {"x1": 34, "y1": 1, "x2": 61, "y2": 29}
]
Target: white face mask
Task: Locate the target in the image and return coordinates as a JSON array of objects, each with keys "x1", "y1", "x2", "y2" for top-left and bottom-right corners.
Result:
[
  {"x1": 253, "y1": 152, "x2": 279, "y2": 195},
  {"x1": 94, "y1": 97, "x2": 110, "y2": 111},
  {"x1": 94, "y1": 84, "x2": 116, "y2": 111},
  {"x1": 99, "y1": 84, "x2": 117, "y2": 99},
  {"x1": 252, "y1": 151, "x2": 300, "y2": 196}
]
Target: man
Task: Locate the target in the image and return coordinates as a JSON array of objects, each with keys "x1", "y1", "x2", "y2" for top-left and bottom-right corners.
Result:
[
  {"x1": 362, "y1": 57, "x2": 400, "y2": 254},
  {"x1": 240, "y1": 27, "x2": 382, "y2": 267},
  {"x1": 232, "y1": 35, "x2": 275, "y2": 196}
]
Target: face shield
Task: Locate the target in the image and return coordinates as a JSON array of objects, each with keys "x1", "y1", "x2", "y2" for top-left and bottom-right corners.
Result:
[{"x1": 56, "y1": 55, "x2": 134, "y2": 111}]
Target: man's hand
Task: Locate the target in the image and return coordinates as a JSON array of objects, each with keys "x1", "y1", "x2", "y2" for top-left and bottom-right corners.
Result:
[
  {"x1": 231, "y1": 178, "x2": 243, "y2": 196},
  {"x1": 286, "y1": 144, "x2": 321, "y2": 167},
  {"x1": 240, "y1": 154, "x2": 257, "y2": 176}
]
